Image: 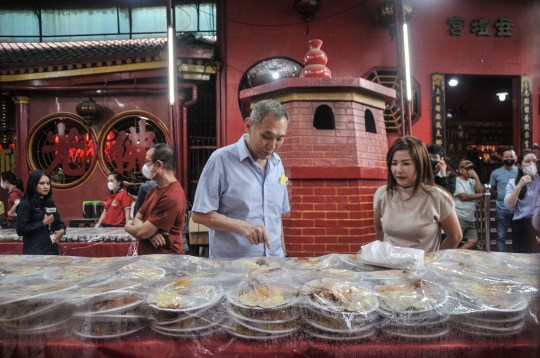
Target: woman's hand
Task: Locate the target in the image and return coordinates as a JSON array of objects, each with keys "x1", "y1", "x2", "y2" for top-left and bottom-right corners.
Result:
[
  {"x1": 517, "y1": 175, "x2": 533, "y2": 189},
  {"x1": 43, "y1": 213, "x2": 54, "y2": 226},
  {"x1": 52, "y1": 230, "x2": 65, "y2": 243}
]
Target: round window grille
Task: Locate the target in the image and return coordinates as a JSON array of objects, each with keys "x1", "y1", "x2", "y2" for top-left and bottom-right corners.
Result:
[
  {"x1": 28, "y1": 113, "x2": 97, "y2": 189},
  {"x1": 98, "y1": 112, "x2": 168, "y2": 184}
]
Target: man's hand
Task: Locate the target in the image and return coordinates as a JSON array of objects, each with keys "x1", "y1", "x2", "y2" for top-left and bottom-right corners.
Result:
[
  {"x1": 149, "y1": 231, "x2": 168, "y2": 248},
  {"x1": 468, "y1": 169, "x2": 479, "y2": 180},
  {"x1": 240, "y1": 224, "x2": 272, "y2": 249},
  {"x1": 437, "y1": 158, "x2": 447, "y2": 177}
]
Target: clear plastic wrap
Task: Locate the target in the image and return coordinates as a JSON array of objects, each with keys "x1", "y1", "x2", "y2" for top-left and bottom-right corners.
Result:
[{"x1": 0, "y1": 251, "x2": 537, "y2": 356}]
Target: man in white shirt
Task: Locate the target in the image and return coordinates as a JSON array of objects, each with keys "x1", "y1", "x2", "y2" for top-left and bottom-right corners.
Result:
[{"x1": 454, "y1": 160, "x2": 483, "y2": 249}]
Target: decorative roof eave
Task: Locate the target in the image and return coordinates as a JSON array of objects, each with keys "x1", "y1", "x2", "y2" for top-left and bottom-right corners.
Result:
[
  {"x1": 0, "y1": 59, "x2": 216, "y2": 83},
  {"x1": 0, "y1": 47, "x2": 213, "y2": 71}
]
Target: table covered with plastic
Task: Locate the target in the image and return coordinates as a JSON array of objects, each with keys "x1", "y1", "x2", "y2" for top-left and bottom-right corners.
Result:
[
  {"x1": 0, "y1": 250, "x2": 538, "y2": 357},
  {"x1": 0, "y1": 228, "x2": 136, "y2": 257}
]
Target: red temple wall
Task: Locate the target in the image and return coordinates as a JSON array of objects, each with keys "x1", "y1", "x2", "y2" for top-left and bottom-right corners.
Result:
[
  {"x1": 24, "y1": 93, "x2": 170, "y2": 223},
  {"x1": 221, "y1": 0, "x2": 539, "y2": 256},
  {"x1": 221, "y1": 0, "x2": 539, "y2": 145}
]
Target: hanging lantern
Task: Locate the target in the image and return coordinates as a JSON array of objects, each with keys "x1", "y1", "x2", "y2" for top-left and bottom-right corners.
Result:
[{"x1": 76, "y1": 96, "x2": 103, "y2": 126}]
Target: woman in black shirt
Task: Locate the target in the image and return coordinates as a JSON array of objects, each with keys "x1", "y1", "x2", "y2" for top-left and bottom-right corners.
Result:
[{"x1": 16, "y1": 170, "x2": 66, "y2": 255}]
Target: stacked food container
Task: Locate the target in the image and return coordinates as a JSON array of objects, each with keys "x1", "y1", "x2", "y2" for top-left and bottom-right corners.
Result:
[{"x1": 301, "y1": 278, "x2": 379, "y2": 341}]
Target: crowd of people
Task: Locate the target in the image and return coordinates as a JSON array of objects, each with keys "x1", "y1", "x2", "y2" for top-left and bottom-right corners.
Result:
[{"x1": 1, "y1": 100, "x2": 539, "y2": 257}]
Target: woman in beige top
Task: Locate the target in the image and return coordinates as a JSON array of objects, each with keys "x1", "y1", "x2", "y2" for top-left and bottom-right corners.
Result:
[{"x1": 373, "y1": 136, "x2": 462, "y2": 252}]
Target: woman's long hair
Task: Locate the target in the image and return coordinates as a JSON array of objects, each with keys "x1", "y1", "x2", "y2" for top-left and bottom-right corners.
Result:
[
  {"x1": 386, "y1": 136, "x2": 435, "y2": 198},
  {"x1": 515, "y1": 149, "x2": 538, "y2": 200},
  {"x1": 109, "y1": 172, "x2": 125, "y2": 191},
  {"x1": 23, "y1": 170, "x2": 52, "y2": 206},
  {"x1": 1, "y1": 171, "x2": 24, "y2": 192}
]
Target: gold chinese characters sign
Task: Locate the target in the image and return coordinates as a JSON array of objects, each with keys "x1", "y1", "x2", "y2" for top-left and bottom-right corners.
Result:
[
  {"x1": 520, "y1": 76, "x2": 533, "y2": 150},
  {"x1": 431, "y1": 74, "x2": 446, "y2": 148}
]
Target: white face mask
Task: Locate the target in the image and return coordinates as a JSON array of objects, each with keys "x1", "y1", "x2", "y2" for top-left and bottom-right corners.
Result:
[
  {"x1": 107, "y1": 182, "x2": 116, "y2": 191},
  {"x1": 0, "y1": 181, "x2": 5, "y2": 190},
  {"x1": 142, "y1": 163, "x2": 156, "y2": 180},
  {"x1": 522, "y1": 164, "x2": 537, "y2": 177}
]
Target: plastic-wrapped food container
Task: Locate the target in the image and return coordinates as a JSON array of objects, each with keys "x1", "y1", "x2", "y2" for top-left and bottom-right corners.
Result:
[
  {"x1": 304, "y1": 314, "x2": 380, "y2": 334},
  {"x1": 302, "y1": 306, "x2": 379, "y2": 331},
  {"x1": 285, "y1": 255, "x2": 339, "y2": 270},
  {"x1": 303, "y1": 278, "x2": 378, "y2": 318},
  {"x1": 374, "y1": 279, "x2": 448, "y2": 316},
  {"x1": 232, "y1": 257, "x2": 284, "y2": 271},
  {"x1": 453, "y1": 319, "x2": 525, "y2": 337},
  {"x1": 43, "y1": 265, "x2": 105, "y2": 283},
  {"x1": 147, "y1": 284, "x2": 224, "y2": 312},
  {"x1": 448, "y1": 279, "x2": 529, "y2": 312},
  {"x1": 72, "y1": 314, "x2": 148, "y2": 339},
  {"x1": 226, "y1": 279, "x2": 300, "y2": 321},
  {"x1": 0, "y1": 264, "x2": 47, "y2": 277},
  {"x1": 382, "y1": 325, "x2": 450, "y2": 340},
  {"x1": 0, "y1": 304, "x2": 74, "y2": 334},
  {"x1": 0, "y1": 299, "x2": 67, "y2": 321},
  {"x1": 225, "y1": 318, "x2": 297, "y2": 341},
  {"x1": 151, "y1": 321, "x2": 224, "y2": 339},
  {"x1": 304, "y1": 325, "x2": 377, "y2": 342},
  {"x1": 339, "y1": 254, "x2": 387, "y2": 272},
  {"x1": 452, "y1": 312, "x2": 525, "y2": 330},
  {"x1": 74, "y1": 291, "x2": 145, "y2": 316},
  {"x1": 150, "y1": 312, "x2": 227, "y2": 332},
  {"x1": 148, "y1": 298, "x2": 226, "y2": 325},
  {"x1": 463, "y1": 307, "x2": 528, "y2": 321},
  {"x1": 228, "y1": 313, "x2": 298, "y2": 333}
]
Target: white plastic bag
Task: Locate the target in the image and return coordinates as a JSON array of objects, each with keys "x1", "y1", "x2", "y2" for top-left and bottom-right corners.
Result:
[{"x1": 358, "y1": 241, "x2": 425, "y2": 270}]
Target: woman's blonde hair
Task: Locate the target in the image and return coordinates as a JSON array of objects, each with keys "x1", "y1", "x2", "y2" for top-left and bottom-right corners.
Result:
[{"x1": 386, "y1": 136, "x2": 435, "y2": 197}]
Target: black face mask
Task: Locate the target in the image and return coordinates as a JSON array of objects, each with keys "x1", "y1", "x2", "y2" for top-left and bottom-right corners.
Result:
[
  {"x1": 430, "y1": 159, "x2": 439, "y2": 170},
  {"x1": 503, "y1": 159, "x2": 515, "y2": 166}
]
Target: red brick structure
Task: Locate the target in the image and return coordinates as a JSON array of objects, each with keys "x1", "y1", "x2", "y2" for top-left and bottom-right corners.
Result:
[{"x1": 240, "y1": 78, "x2": 395, "y2": 256}]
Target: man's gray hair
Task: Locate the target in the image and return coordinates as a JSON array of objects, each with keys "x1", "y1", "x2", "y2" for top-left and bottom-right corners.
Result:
[{"x1": 249, "y1": 99, "x2": 289, "y2": 125}]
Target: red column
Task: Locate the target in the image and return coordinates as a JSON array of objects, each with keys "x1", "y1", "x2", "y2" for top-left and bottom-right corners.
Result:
[{"x1": 12, "y1": 96, "x2": 30, "y2": 182}]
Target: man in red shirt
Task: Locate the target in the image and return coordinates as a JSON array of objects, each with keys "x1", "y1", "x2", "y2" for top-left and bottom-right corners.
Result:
[{"x1": 125, "y1": 143, "x2": 186, "y2": 255}]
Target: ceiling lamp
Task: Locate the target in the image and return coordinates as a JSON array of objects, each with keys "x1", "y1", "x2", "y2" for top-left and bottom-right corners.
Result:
[
  {"x1": 294, "y1": 0, "x2": 321, "y2": 33},
  {"x1": 294, "y1": 0, "x2": 321, "y2": 22},
  {"x1": 76, "y1": 96, "x2": 103, "y2": 126},
  {"x1": 496, "y1": 92, "x2": 508, "y2": 101},
  {"x1": 448, "y1": 78, "x2": 459, "y2": 87}
]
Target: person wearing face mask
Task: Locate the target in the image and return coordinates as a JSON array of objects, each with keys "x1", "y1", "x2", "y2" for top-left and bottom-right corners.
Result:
[
  {"x1": 504, "y1": 149, "x2": 540, "y2": 253},
  {"x1": 95, "y1": 172, "x2": 132, "y2": 228},
  {"x1": 488, "y1": 148, "x2": 518, "y2": 252},
  {"x1": 191, "y1": 100, "x2": 291, "y2": 258},
  {"x1": 1, "y1": 171, "x2": 24, "y2": 229},
  {"x1": 125, "y1": 143, "x2": 186, "y2": 255}
]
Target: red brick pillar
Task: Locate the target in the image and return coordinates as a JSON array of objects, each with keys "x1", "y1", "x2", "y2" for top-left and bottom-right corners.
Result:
[{"x1": 240, "y1": 78, "x2": 396, "y2": 257}]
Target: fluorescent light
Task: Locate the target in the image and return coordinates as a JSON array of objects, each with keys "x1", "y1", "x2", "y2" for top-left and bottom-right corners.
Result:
[
  {"x1": 272, "y1": 72, "x2": 279, "y2": 79},
  {"x1": 168, "y1": 26, "x2": 175, "y2": 106},
  {"x1": 448, "y1": 79, "x2": 458, "y2": 87},
  {"x1": 403, "y1": 23, "x2": 412, "y2": 101},
  {"x1": 496, "y1": 92, "x2": 508, "y2": 101}
]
